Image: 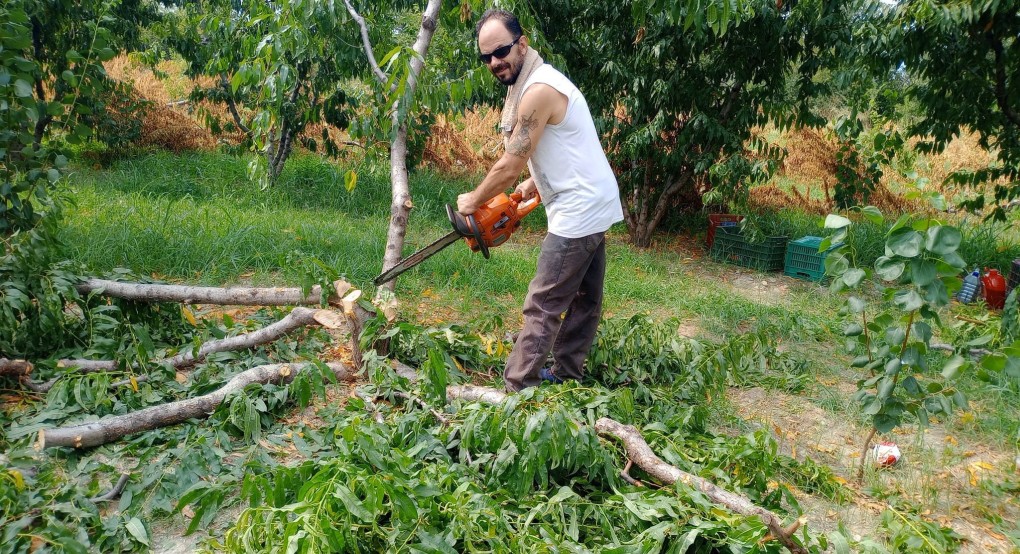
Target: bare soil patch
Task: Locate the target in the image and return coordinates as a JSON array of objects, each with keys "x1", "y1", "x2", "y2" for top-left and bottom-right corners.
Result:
[{"x1": 728, "y1": 387, "x2": 1019, "y2": 552}]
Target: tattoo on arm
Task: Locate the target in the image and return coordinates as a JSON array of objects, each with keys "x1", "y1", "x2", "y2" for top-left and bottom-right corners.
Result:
[{"x1": 507, "y1": 110, "x2": 538, "y2": 159}]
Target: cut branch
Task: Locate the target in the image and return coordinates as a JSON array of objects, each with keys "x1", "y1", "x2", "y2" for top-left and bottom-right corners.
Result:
[
  {"x1": 76, "y1": 278, "x2": 343, "y2": 306},
  {"x1": 26, "y1": 308, "x2": 346, "y2": 392},
  {"x1": 595, "y1": 418, "x2": 808, "y2": 554},
  {"x1": 443, "y1": 385, "x2": 807, "y2": 554},
  {"x1": 0, "y1": 358, "x2": 33, "y2": 377},
  {"x1": 91, "y1": 473, "x2": 130, "y2": 502},
  {"x1": 39, "y1": 362, "x2": 353, "y2": 449}
]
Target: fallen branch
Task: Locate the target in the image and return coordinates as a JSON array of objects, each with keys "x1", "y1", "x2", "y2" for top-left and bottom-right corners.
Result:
[
  {"x1": 39, "y1": 362, "x2": 353, "y2": 449},
  {"x1": 443, "y1": 384, "x2": 807, "y2": 554},
  {"x1": 26, "y1": 308, "x2": 346, "y2": 392},
  {"x1": 0, "y1": 358, "x2": 33, "y2": 377},
  {"x1": 594, "y1": 418, "x2": 808, "y2": 554},
  {"x1": 75, "y1": 278, "x2": 345, "y2": 306},
  {"x1": 929, "y1": 342, "x2": 991, "y2": 358},
  {"x1": 91, "y1": 473, "x2": 130, "y2": 502}
]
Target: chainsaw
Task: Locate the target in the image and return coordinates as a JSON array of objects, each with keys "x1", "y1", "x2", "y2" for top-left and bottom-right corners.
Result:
[{"x1": 373, "y1": 191, "x2": 541, "y2": 286}]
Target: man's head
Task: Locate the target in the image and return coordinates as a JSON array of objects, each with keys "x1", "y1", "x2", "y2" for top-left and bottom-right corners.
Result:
[{"x1": 476, "y1": 9, "x2": 528, "y2": 86}]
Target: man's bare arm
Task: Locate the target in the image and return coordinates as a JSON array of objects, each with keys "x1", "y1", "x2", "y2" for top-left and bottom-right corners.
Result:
[{"x1": 457, "y1": 85, "x2": 562, "y2": 214}]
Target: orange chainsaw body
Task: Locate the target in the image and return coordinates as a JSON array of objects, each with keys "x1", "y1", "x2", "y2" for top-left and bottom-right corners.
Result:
[{"x1": 448, "y1": 191, "x2": 541, "y2": 258}]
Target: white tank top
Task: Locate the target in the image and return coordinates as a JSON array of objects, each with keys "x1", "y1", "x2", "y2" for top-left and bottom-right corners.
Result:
[{"x1": 522, "y1": 65, "x2": 623, "y2": 238}]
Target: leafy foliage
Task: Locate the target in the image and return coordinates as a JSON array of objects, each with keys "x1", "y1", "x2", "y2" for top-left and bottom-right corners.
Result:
[
  {"x1": 1, "y1": 0, "x2": 154, "y2": 235},
  {"x1": 877, "y1": 0, "x2": 1020, "y2": 218},
  {"x1": 824, "y1": 208, "x2": 969, "y2": 449},
  {"x1": 524, "y1": 0, "x2": 854, "y2": 246}
]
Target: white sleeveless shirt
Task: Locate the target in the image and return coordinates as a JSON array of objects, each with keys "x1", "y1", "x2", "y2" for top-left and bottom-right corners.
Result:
[{"x1": 521, "y1": 65, "x2": 623, "y2": 238}]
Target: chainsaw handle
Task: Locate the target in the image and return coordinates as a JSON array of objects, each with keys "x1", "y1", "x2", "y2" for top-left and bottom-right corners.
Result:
[{"x1": 510, "y1": 191, "x2": 541, "y2": 219}]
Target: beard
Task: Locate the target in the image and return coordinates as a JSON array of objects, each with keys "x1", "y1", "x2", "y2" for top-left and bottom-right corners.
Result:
[{"x1": 492, "y1": 56, "x2": 523, "y2": 86}]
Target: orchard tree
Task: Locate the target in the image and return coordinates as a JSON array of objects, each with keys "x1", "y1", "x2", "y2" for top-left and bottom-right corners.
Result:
[
  {"x1": 1, "y1": 0, "x2": 156, "y2": 236},
  {"x1": 884, "y1": 0, "x2": 1020, "y2": 219},
  {"x1": 524, "y1": 0, "x2": 855, "y2": 246},
  {"x1": 171, "y1": 0, "x2": 371, "y2": 184}
]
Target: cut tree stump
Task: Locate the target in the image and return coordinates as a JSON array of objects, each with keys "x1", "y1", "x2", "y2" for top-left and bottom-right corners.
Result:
[
  {"x1": 0, "y1": 358, "x2": 33, "y2": 377},
  {"x1": 39, "y1": 362, "x2": 353, "y2": 449}
]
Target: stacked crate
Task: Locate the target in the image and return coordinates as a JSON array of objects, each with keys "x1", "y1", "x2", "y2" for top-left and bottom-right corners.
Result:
[
  {"x1": 709, "y1": 227, "x2": 788, "y2": 272},
  {"x1": 784, "y1": 236, "x2": 838, "y2": 282}
]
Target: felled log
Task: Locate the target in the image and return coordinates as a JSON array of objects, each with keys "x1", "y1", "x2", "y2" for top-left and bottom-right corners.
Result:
[
  {"x1": 0, "y1": 358, "x2": 33, "y2": 377},
  {"x1": 444, "y1": 385, "x2": 808, "y2": 554},
  {"x1": 39, "y1": 362, "x2": 353, "y2": 449},
  {"x1": 75, "y1": 278, "x2": 345, "y2": 306},
  {"x1": 27, "y1": 308, "x2": 346, "y2": 392}
]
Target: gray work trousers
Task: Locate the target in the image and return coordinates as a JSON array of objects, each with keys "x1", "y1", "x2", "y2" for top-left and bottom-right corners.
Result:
[{"x1": 504, "y1": 231, "x2": 607, "y2": 391}]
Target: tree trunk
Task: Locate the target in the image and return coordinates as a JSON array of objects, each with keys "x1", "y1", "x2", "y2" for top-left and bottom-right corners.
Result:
[
  {"x1": 376, "y1": 0, "x2": 442, "y2": 295},
  {"x1": 75, "y1": 278, "x2": 342, "y2": 306},
  {"x1": 28, "y1": 307, "x2": 345, "y2": 393},
  {"x1": 39, "y1": 362, "x2": 353, "y2": 449}
]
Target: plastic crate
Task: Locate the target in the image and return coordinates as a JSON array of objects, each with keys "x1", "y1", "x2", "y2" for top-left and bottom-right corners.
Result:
[
  {"x1": 709, "y1": 227, "x2": 788, "y2": 271},
  {"x1": 784, "y1": 236, "x2": 839, "y2": 282},
  {"x1": 706, "y1": 214, "x2": 743, "y2": 248}
]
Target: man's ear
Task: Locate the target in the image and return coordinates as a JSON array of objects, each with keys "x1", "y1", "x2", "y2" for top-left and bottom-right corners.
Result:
[{"x1": 519, "y1": 35, "x2": 529, "y2": 50}]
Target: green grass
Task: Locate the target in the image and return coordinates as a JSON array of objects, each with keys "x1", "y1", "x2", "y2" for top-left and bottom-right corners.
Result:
[{"x1": 59, "y1": 150, "x2": 1018, "y2": 446}]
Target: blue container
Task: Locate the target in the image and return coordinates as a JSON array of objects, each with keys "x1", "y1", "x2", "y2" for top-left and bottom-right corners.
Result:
[{"x1": 957, "y1": 269, "x2": 982, "y2": 303}]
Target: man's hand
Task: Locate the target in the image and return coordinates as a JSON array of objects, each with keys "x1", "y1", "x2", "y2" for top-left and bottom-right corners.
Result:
[
  {"x1": 514, "y1": 179, "x2": 538, "y2": 201},
  {"x1": 457, "y1": 191, "x2": 479, "y2": 215}
]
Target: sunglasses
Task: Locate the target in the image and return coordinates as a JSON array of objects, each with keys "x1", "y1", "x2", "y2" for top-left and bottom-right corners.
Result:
[{"x1": 479, "y1": 36, "x2": 521, "y2": 64}]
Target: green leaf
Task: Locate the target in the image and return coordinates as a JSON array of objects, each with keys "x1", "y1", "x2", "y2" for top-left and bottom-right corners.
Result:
[
  {"x1": 887, "y1": 228, "x2": 923, "y2": 258},
  {"x1": 952, "y1": 390, "x2": 968, "y2": 409},
  {"x1": 925, "y1": 226, "x2": 962, "y2": 255},
  {"x1": 125, "y1": 517, "x2": 149, "y2": 546},
  {"x1": 862, "y1": 396, "x2": 883, "y2": 415},
  {"x1": 875, "y1": 256, "x2": 905, "y2": 280},
  {"x1": 877, "y1": 376, "x2": 895, "y2": 400},
  {"x1": 333, "y1": 485, "x2": 373, "y2": 522},
  {"x1": 14, "y1": 79, "x2": 33, "y2": 98},
  {"x1": 893, "y1": 290, "x2": 923, "y2": 311},
  {"x1": 848, "y1": 296, "x2": 866, "y2": 313},
  {"x1": 910, "y1": 260, "x2": 937, "y2": 286},
  {"x1": 344, "y1": 169, "x2": 357, "y2": 192},
  {"x1": 824, "y1": 214, "x2": 852, "y2": 229},
  {"x1": 861, "y1": 206, "x2": 884, "y2": 225},
  {"x1": 940, "y1": 355, "x2": 966, "y2": 380},
  {"x1": 842, "y1": 268, "x2": 866, "y2": 287},
  {"x1": 828, "y1": 531, "x2": 851, "y2": 554},
  {"x1": 873, "y1": 413, "x2": 899, "y2": 433}
]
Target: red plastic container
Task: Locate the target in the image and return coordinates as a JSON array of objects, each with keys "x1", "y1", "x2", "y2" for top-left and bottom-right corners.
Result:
[
  {"x1": 706, "y1": 214, "x2": 743, "y2": 248},
  {"x1": 982, "y1": 268, "x2": 1007, "y2": 310}
]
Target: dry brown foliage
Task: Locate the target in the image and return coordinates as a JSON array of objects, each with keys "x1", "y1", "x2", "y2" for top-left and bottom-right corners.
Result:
[
  {"x1": 780, "y1": 126, "x2": 837, "y2": 183},
  {"x1": 421, "y1": 108, "x2": 500, "y2": 176}
]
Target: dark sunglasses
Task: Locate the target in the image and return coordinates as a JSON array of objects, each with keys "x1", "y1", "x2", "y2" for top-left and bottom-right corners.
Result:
[{"x1": 479, "y1": 36, "x2": 521, "y2": 64}]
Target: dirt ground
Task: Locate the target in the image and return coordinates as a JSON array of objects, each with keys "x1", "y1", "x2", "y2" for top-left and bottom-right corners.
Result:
[{"x1": 729, "y1": 386, "x2": 1019, "y2": 552}]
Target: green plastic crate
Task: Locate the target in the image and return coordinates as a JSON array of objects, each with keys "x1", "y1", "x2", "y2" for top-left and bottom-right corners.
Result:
[
  {"x1": 709, "y1": 227, "x2": 788, "y2": 271},
  {"x1": 784, "y1": 236, "x2": 838, "y2": 281}
]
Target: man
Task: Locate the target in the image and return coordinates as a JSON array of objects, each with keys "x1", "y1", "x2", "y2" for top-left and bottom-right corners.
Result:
[{"x1": 457, "y1": 9, "x2": 623, "y2": 392}]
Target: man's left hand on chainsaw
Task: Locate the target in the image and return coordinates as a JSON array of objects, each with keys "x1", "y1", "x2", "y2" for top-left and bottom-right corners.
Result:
[{"x1": 457, "y1": 191, "x2": 482, "y2": 215}]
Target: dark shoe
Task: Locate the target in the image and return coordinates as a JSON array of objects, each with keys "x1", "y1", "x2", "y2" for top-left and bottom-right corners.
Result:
[{"x1": 539, "y1": 367, "x2": 563, "y2": 384}]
